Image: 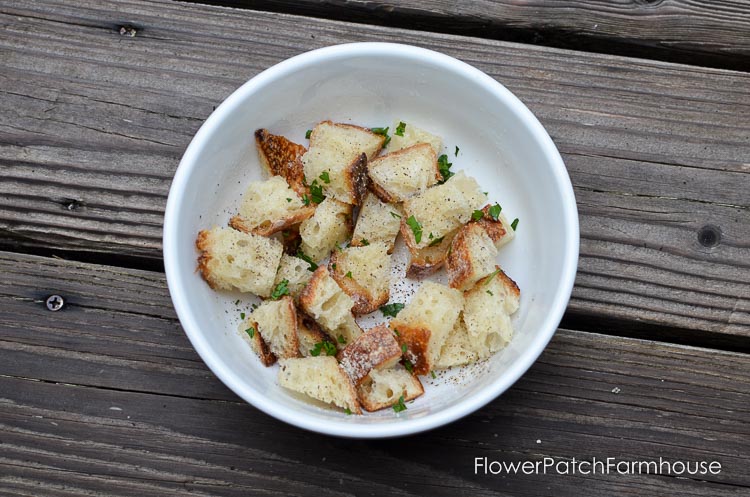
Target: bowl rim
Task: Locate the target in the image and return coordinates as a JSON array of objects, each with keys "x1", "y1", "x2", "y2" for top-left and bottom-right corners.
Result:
[{"x1": 163, "y1": 42, "x2": 580, "y2": 438}]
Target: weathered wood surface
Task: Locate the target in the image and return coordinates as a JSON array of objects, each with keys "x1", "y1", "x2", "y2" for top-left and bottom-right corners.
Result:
[
  {"x1": 193, "y1": 0, "x2": 750, "y2": 71},
  {"x1": 0, "y1": 0, "x2": 748, "y2": 340},
  {"x1": 0, "y1": 250, "x2": 748, "y2": 495}
]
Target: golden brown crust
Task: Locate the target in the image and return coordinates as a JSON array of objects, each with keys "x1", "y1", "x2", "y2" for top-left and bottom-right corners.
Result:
[
  {"x1": 392, "y1": 323, "x2": 432, "y2": 375},
  {"x1": 228, "y1": 206, "x2": 315, "y2": 237},
  {"x1": 250, "y1": 320, "x2": 277, "y2": 367},
  {"x1": 298, "y1": 266, "x2": 327, "y2": 315},
  {"x1": 368, "y1": 178, "x2": 397, "y2": 204},
  {"x1": 485, "y1": 265, "x2": 521, "y2": 300},
  {"x1": 446, "y1": 224, "x2": 474, "y2": 290},
  {"x1": 328, "y1": 251, "x2": 389, "y2": 315},
  {"x1": 337, "y1": 324, "x2": 402, "y2": 385},
  {"x1": 344, "y1": 153, "x2": 369, "y2": 206},
  {"x1": 473, "y1": 204, "x2": 509, "y2": 246},
  {"x1": 255, "y1": 128, "x2": 308, "y2": 196},
  {"x1": 367, "y1": 143, "x2": 440, "y2": 204},
  {"x1": 297, "y1": 311, "x2": 328, "y2": 343},
  {"x1": 280, "y1": 227, "x2": 302, "y2": 255},
  {"x1": 195, "y1": 229, "x2": 218, "y2": 289},
  {"x1": 401, "y1": 224, "x2": 456, "y2": 278}
]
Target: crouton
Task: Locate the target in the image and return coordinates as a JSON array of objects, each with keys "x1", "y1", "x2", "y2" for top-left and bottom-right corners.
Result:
[
  {"x1": 278, "y1": 356, "x2": 361, "y2": 414},
  {"x1": 230, "y1": 176, "x2": 314, "y2": 236},
  {"x1": 299, "y1": 266, "x2": 362, "y2": 345},
  {"x1": 238, "y1": 319, "x2": 276, "y2": 367},
  {"x1": 338, "y1": 324, "x2": 402, "y2": 385},
  {"x1": 447, "y1": 223, "x2": 499, "y2": 291},
  {"x1": 472, "y1": 204, "x2": 516, "y2": 249},
  {"x1": 462, "y1": 266, "x2": 521, "y2": 354},
  {"x1": 329, "y1": 242, "x2": 391, "y2": 314},
  {"x1": 275, "y1": 254, "x2": 314, "y2": 300},
  {"x1": 388, "y1": 121, "x2": 443, "y2": 156},
  {"x1": 405, "y1": 229, "x2": 457, "y2": 278},
  {"x1": 299, "y1": 197, "x2": 353, "y2": 262},
  {"x1": 400, "y1": 171, "x2": 485, "y2": 250},
  {"x1": 391, "y1": 282, "x2": 463, "y2": 374},
  {"x1": 196, "y1": 227, "x2": 283, "y2": 297},
  {"x1": 297, "y1": 312, "x2": 329, "y2": 357},
  {"x1": 367, "y1": 144, "x2": 440, "y2": 203},
  {"x1": 248, "y1": 296, "x2": 300, "y2": 360},
  {"x1": 357, "y1": 365, "x2": 424, "y2": 412},
  {"x1": 434, "y1": 319, "x2": 480, "y2": 369},
  {"x1": 254, "y1": 128, "x2": 307, "y2": 196},
  {"x1": 301, "y1": 121, "x2": 385, "y2": 205},
  {"x1": 350, "y1": 193, "x2": 402, "y2": 253}
]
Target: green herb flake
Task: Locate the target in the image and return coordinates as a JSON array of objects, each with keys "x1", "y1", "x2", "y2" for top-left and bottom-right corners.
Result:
[
  {"x1": 309, "y1": 180, "x2": 325, "y2": 204},
  {"x1": 337, "y1": 334, "x2": 347, "y2": 345},
  {"x1": 302, "y1": 194, "x2": 311, "y2": 206},
  {"x1": 393, "y1": 328, "x2": 400, "y2": 337},
  {"x1": 487, "y1": 290, "x2": 494, "y2": 296},
  {"x1": 437, "y1": 154, "x2": 454, "y2": 183},
  {"x1": 455, "y1": 146, "x2": 460, "y2": 156},
  {"x1": 310, "y1": 340, "x2": 337, "y2": 357},
  {"x1": 344, "y1": 408, "x2": 352, "y2": 415},
  {"x1": 240, "y1": 312, "x2": 245, "y2": 320},
  {"x1": 427, "y1": 235, "x2": 445, "y2": 247},
  {"x1": 371, "y1": 126, "x2": 391, "y2": 147},
  {"x1": 430, "y1": 370, "x2": 437, "y2": 379},
  {"x1": 319, "y1": 171, "x2": 331, "y2": 184},
  {"x1": 360, "y1": 238, "x2": 370, "y2": 246},
  {"x1": 305, "y1": 129, "x2": 312, "y2": 139},
  {"x1": 380, "y1": 302, "x2": 405, "y2": 318},
  {"x1": 401, "y1": 343, "x2": 407, "y2": 354},
  {"x1": 335, "y1": 242, "x2": 343, "y2": 252},
  {"x1": 485, "y1": 269, "x2": 501, "y2": 285},
  {"x1": 245, "y1": 326, "x2": 256, "y2": 339},
  {"x1": 296, "y1": 250, "x2": 318, "y2": 272},
  {"x1": 390, "y1": 211, "x2": 402, "y2": 219},
  {"x1": 511, "y1": 218, "x2": 519, "y2": 231},
  {"x1": 286, "y1": 197, "x2": 292, "y2": 203},
  {"x1": 488, "y1": 203, "x2": 502, "y2": 221},
  {"x1": 345, "y1": 271, "x2": 353, "y2": 279},
  {"x1": 471, "y1": 210, "x2": 484, "y2": 222},
  {"x1": 403, "y1": 359, "x2": 414, "y2": 374},
  {"x1": 331, "y1": 263, "x2": 337, "y2": 270},
  {"x1": 251, "y1": 303, "x2": 259, "y2": 310},
  {"x1": 395, "y1": 121, "x2": 406, "y2": 136},
  {"x1": 406, "y1": 215, "x2": 423, "y2": 244},
  {"x1": 393, "y1": 395, "x2": 407, "y2": 413},
  {"x1": 270, "y1": 279, "x2": 290, "y2": 300}
]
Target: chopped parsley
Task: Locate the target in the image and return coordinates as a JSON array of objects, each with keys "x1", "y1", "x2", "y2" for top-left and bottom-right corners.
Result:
[
  {"x1": 270, "y1": 279, "x2": 290, "y2": 300},
  {"x1": 380, "y1": 302, "x2": 405, "y2": 318},
  {"x1": 335, "y1": 242, "x2": 343, "y2": 252},
  {"x1": 296, "y1": 250, "x2": 318, "y2": 271},
  {"x1": 487, "y1": 290, "x2": 494, "y2": 296},
  {"x1": 403, "y1": 359, "x2": 414, "y2": 374},
  {"x1": 430, "y1": 370, "x2": 437, "y2": 379},
  {"x1": 471, "y1": 210, "x2": 484, "y2": 222},
  {"x1": 395, "y1": 121, "x2": 406, "y2": 136},
  {"x1": 427, "y1": 235, "x2": 445, "y2": 247},
  {"x1": 455, "y1": 145, "x2": 459, "y2": 156},
  {"x1": 301, "y1": 194, "x2": 311, "y2": 206},
  {"x1": 240, "y1": 312, "x2": 245, "y2": 320},
  {"x1": 319, "y1": 171, "x2": 330, "y2": 184},
  {"x1": 286, "y1": 197, "x2": 292, "y2": 203},
  {"x1": 370, "y1": 126, "x2": 391, "y2": 147},
  {"x1": 390, "y1": 211, "x2": 402, "y2": 219},
  {"x1": 393, "y1": 328, "x2": 400, "y2": 337},
  {"x1": 437, "y1": 154, "x2": 454, "y2": 183},
  {"x1": 360, "y1": 238, "x2": 370, "y2": 246},
  {"x1": 245, "y1": 326, "x2": 256, "y2": 338},
  {"x1": 331, "y1": 263, "x2": 337, "y2": 270},
  {"x1": 488, "y1": 203, "x2": 502, "y2": 221},
  {"x1": 485, "y1": 269, "x2": 501, "y2": 285},
  {"x1": 309, "y1": 180, "x2": 325, "y2": 204},
  {"x1": 310, "y1": 340, "x2": 337, "y2": 357},
  {"x1": 393, "y1": 395, "x2": 407, "y2": 413},
  {"x1": 345, "y1": 271, "x2": 353, "y2": 279},
  {"x1": 337, "y1": 334, "x2": 347, "y2": 345},
  {"x1": 406, "y1": 215, "x2": 423, "y2": 244},
  {"x1": 511, "y1": 218, "x2": 519, "y2": 231},
  {"x1": 344, "y1": 407, "x2": 352, "y2": 415},
  {"x1": 305, "y1": 129, "x2": 312, "y2": 139},
  {"x1": 401, "y1": 343, "x2": 407, "y2": 354}
]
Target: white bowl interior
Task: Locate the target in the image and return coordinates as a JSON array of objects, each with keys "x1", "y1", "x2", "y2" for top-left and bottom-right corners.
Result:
[{"x1": 164, "y1": 43, "x2": 578, "y2": 437}]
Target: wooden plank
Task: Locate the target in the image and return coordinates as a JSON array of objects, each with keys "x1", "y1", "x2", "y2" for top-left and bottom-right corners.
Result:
[
  {"x1": 0, "y1": 251, "x2": 748, "y2": 495},
  {"x1": 191, "y1": 0, "x2": 750, "y2": 71},
  {"x1": 0, "y1": 0, "x2": 748, "y2": 339}
]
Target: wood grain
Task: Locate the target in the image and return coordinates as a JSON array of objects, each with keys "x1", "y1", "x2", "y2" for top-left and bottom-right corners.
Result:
[
  {"x1": 0, "y1": 250, "x2": 748, "y2": 495},
  {"x1": 191, "y1": 0, "x2": 750, "y2": 71},
  {"x1": 0, "y1": 0, "x2": 748, "y2": 339}
]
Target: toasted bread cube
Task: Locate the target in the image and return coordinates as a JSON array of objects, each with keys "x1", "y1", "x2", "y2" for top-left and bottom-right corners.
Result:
[
  {"x1": 435, "y1": 319, "x2": 480, "y2": 369},
  {"x1": 388, "y1": 121, "x2": 443, "y2": 156},
  {"x1": 329, "y1": 242, "x2": 391, "y2": 315},
  {"x1": 255, "y1": 129, "x2": 307, "y2": 196},
  {"x1": 297, "y1": 312, "x2": 329, "y2": 357},
  {"x1": 357, "y1": 365, "x2": 424, "y2": 412},
  {"x1": 248, "y1": 296, "x2": 300, "y2": 360},
  {"x1": 301, "y1": 121, "x2": 384, "y2": 205},
  {"x1": 275, "y1": 254, "x2": 314, "y2": 300},
  {"x1": 299, "y1": 266, "x2": 362, "y2": 345},
  {"x1": 472, "y1": 204, "x2": 516, "y2": 249},
  {"x1": 230, "y1": 176, "x2": 314, "y2": 236},
  {"x1": 401, "y1": 171, "x2": 485, "y2": 250},
  {"x1": 447, "y1": 223, "x2": 499, "y2": 291},
  {"x1": 238, "y1": 319, "x2": 276, "y2": 366},
  {"x1": 196, "y1": 227, "x2": 283, "y2": 297},
  {"x1": 405, "y1": 229, "x2": 457, "y2": 278},
  {"x1": 278, "y1": 356, "x2": 361, "y2": 414},
  {"x1": 462, "y1": 267, "x2": 520, "y2": 354},
  {"x1": 391, "y1": 282, "x2": 463, "y2": 374},
  {"x1": 299, "y1": 197, "x2": 353, "y2": 262},
  {"x1": 350, "y1": 193, "x2": 402, "y2": 253},
  {"x1": 368, "y1": 144, "x2": 440, "y2": 203},
  {"x1": 338, "y1": 324, "x2": 402, "y2": 385}
]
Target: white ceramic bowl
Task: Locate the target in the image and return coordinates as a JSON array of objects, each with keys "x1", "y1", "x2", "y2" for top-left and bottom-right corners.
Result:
[{"x1": 164, "y1": 42, "x2": 579, "y2": 438}]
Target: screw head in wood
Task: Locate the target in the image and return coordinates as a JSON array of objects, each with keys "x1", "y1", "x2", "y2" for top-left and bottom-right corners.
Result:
[{"x1": 46, "y1": 294, "x2": 64, "y2": 312}]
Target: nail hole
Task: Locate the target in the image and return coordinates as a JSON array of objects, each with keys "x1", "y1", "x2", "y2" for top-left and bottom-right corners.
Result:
[{"x1": 698, "y1": 225, "x2": 721, "y2": 248}]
